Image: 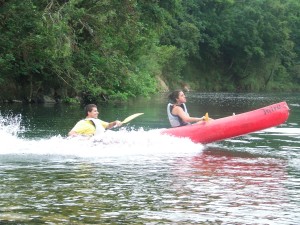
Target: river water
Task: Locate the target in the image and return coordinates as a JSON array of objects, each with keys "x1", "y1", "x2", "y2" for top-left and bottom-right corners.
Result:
[{"x1": 0, "y1": 92, "x2": 299, "y2": 224}]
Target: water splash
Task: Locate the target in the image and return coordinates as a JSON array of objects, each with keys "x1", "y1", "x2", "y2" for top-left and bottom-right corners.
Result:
[
  {"x1": 0, "y1": 114, "x2": 204, "y2": 158},
  {"x1": 0, "y1": 112, "x2": 25, "y2": 136},
  {"x1": 0, "y1": 113, "x2": 26, "y2": 149}
]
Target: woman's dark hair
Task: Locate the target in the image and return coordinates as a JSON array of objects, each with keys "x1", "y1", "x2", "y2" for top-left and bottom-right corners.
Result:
[
  {"x1": 168, "y1": 90, "x2": 182, "y2": 103},
  {"x1": 84, "y1": 104, "x2": 97, "y2": 116}
]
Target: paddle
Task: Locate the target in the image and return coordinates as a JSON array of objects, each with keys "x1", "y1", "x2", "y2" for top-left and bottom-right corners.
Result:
[
  {"x1": 121, "y1": 113, "x2": 144, "y2": 124},
  {"x1": 111, "y1": 113, "x2": 143, "y2": 129},
  {"x1": 204, "y1": 112, "x2": 209, "y2": 121}
]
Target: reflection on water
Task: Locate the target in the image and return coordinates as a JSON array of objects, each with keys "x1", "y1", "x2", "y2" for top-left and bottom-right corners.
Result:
[
  {"x1": 171, "y1": 148, "x2": 293, "y2": 224},
  {"x1": 0, "y1": 147, "x2": 298, "y2": 224},
  {"x1": 0, "y1": 92, "x2": 299, "y2": 224}
]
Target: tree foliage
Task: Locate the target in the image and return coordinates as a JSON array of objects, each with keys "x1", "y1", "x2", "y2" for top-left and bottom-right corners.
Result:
[{"x1": 0, "y1": 0, "x2": 300, "y2": 103}]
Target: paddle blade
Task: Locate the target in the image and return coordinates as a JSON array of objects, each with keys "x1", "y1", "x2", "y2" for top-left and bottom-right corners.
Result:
[
  {"x1": 122, "y1": 113, "x2": 144, "y2": 124},
  {"x1": 204, "y1": 112, "x2": 209, "y2": 121}
]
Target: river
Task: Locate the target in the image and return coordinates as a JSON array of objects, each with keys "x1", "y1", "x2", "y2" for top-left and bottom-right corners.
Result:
[{"x1": 0, "y1": 92, "x2": 299, "y2": 224}]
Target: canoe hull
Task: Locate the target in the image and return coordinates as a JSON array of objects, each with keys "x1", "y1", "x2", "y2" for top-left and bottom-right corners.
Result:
[{"x1": 161, "y1": 101, "x2": 290, "y2": 144}]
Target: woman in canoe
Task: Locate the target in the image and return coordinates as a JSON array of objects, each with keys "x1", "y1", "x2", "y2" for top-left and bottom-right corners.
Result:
[
  {"x1": 167, "y1": 90, "x2": 207, "y2": 127},
  {"x1": 68, "y1": 104, "x2": 123, "y2": 137}
]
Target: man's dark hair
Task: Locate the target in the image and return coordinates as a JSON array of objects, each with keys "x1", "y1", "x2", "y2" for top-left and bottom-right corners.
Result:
[{"x1": 84, "y1": 104, "x2": 97, "y2": 116}]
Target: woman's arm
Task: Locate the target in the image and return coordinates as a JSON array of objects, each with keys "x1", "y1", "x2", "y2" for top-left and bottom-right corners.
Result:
[{"x1": 173, "y1": 106, "x2": 205, "y2": 123}]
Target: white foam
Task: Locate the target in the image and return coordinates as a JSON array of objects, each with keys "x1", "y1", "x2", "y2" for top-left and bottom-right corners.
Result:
[{"x1": 0, "y1": 114, "x2": 204, "y2": 158}]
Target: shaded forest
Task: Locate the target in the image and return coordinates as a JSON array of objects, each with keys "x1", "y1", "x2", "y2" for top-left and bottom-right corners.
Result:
[{"x1": 1, "y1": 0, "x2": 300, "y2": 103}]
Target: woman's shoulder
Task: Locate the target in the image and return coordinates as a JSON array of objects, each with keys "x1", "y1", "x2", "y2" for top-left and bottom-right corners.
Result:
[{"x1": 172, "y1": 104, "x2": 185, "y2": 113}]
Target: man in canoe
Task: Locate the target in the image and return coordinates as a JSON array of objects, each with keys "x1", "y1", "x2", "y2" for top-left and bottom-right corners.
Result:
[
  {"x1": 68, "y1": 104, "x2": 123, "y2": 137},
  {"x1": 167, "y1": 90, "x2": 207, "y2": 127}
]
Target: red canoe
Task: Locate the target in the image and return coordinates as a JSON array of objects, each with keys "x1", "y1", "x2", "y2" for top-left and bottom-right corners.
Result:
[{"x1": 161, "y1": 101, "x2": 290, "y2": 144}]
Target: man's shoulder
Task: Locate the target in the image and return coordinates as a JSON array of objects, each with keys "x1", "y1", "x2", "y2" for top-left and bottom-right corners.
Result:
[{"x1": 76, "y1": 119, "x2": 93, "y2": 126}]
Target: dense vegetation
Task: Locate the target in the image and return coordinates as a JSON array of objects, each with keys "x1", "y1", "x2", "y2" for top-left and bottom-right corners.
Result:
[{"x1": 1, "y1": 0, "x2": 300, "y2": 103}]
